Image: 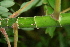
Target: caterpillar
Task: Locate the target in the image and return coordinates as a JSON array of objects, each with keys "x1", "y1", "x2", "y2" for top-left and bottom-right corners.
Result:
[
  {"x1": 0, "y1": 16, "x2": 60, "y2": 28},
  {"x1": 0, "y1": 14, "x2": 70, "y2": 28}
]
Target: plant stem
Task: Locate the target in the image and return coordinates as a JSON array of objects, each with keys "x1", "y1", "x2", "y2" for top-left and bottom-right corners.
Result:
[
  {"x1": 0, "y1": 28, "x2": 11, "y2": 47},
  {"x1": 9, "y1": 0, "x2": 34, "y2": 18},
  {"x1": 12, "y1": 23, "x2": 18, "y2": 47},
  {"x1": 52, "y1": 0, "x2": 61, "y2": 20},
  {"x1": 61, "y1": 7, "x2": 70, "y2": 13}
]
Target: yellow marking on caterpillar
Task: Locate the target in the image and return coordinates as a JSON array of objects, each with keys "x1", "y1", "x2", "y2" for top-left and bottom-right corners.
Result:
[{"x1": 0, "y1": 21, "x2": 1, "y2": 25}]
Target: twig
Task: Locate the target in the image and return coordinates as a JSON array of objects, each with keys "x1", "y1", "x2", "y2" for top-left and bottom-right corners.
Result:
[
  {"x1": 0, "y1": 28, "x2": 11, "y2": 47},
  {"x1": 9, "y1": 0, "x2": 34, "y2": 18},
  {"x1": 12, "y1": 23, "x2": 18, "y2": 47},
  {"x1": 9, "y1": 0, "x2": 34, "y2": 47},
  {"x1": 61, "y1": 7, "x2": 70, "y2": 13},
  {"x1": 52, "y1": 0, "x2": 61, "y2": 20}
]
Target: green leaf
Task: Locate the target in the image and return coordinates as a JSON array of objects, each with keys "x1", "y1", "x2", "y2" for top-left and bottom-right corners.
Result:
[
  {"x1": 58, "y1": 32, "x2": 66, "y2": 47},
  {"x1": 40, "y1": 36, "x2": 50, "y2": 46},
  {"x1": 36, "y1": 42, "x2": 42, "y2": 47},
  {"x1": 42, "y1": 0, "x2": 48, "y2": 4},
  {"x1": 20, "y1": 2, "x2": 28, "y2": 8},
  {"x1": 6, "y1": 28, "x2": 13, "y2": 36},
  {"x1": 36, "y1": 0, "x2": 42, "y2": 7},
  {"x1": 0, "y1": 2, "x2": 1, "y2": 6},
  {"x1": 0, "y1": 1, "x2": 15, "y2": 8},
  {"x1": 0, "y1": 6, "x2": 9, "y2": 14},
  {"x1": 9, "y1": 37, "x2": 14, "y2": 42},
  {"x1": 20, "y1": 0, "x2": 39, "y2": 13},
  {"x1": 3, "y1": 0, "x2": 14, "y2": 1},
  {"x1": 21, "y1": 28, "x2": 34, "y2": 31},
  {"x1": 1, "y1": 12, "x2": 12, "y2": 17},
  {"x1": 48, "y1": 0, "x2": 55, "y2": 8},
  {"x1": 0, "y1": 38, "x2": 6, "y2": 43},
  {"x1": 47, "y1": 6, "x2": 53, "y2": 15},
  {"x1": 64, "y1": 26, "x2": 70, "y2": 38},
  {"x1": 45, "y1": 27, "x2": 56, "y2": 38}
]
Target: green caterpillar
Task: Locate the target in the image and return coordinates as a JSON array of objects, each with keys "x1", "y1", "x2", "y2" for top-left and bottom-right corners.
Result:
[{"x1": 0, "y1": 14, "x2": 70, "y2": 28}]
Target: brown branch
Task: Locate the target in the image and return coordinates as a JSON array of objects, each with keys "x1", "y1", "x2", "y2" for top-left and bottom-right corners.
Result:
[
  {"x1": 52, "y1": 0, "x2": 61, "y2": 20},
  {"x1": 0, "y1": 28, "x2": 11, "y2": 47},
  {"x1": 61, "y1": 7, "x2": 70, "y2": 13},
  {"x1": 9, "y1": 0, "x2": 34, "y2": 47},
  {"x1": 9, "y1": 0, "x2": 34, "y2": 18},
  {"x1": 12, "y1": 23, "x2": 18, "y2": 47}
]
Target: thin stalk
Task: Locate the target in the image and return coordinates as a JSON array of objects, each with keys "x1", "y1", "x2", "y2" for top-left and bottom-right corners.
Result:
[
  {"x1": 9, "y1": 0, "x2": 34, "y2": 18},
  {"x1": 0, "y1": 28, "x2": 11, "y2": 47},
  {"x1": 61, "y1": 7, "x2": 70, "y2": 13},
  {"x1": 52, "y1": 0, "x2": 61, "y2": 20},
  {"x1": 12, "y1": 23, "x2": 18, "y2": 47}
]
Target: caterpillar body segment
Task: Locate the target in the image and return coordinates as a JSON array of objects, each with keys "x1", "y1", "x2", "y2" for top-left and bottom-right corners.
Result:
[
  {"x1": 0, "y1": 16, "x2": 61, "y2": 28},
  {"x1": 0, "y1": 18, "x2": 17, "y2": 27}
]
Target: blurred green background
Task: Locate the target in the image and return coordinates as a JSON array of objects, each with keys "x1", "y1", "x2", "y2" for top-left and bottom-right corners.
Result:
[{"x1": 0, "y1": 0, "x2": 70, "y2": 47}]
